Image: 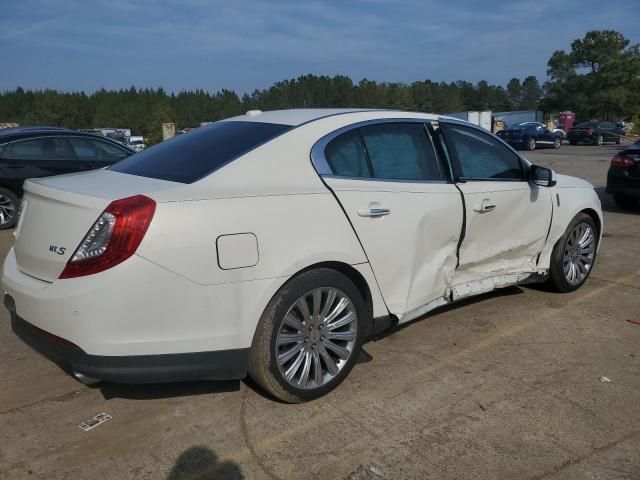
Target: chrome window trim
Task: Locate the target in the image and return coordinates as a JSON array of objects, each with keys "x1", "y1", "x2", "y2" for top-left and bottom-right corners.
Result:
[{"x1": 310, "y1": 117, "x2": 448, "y2": 184}]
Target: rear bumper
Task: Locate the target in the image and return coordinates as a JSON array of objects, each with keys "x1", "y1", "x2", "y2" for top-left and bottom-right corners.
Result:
[
  {"x1": 6, "y1": 294, "x2": 249, "y2": 383},
  {"x1": 607, "y1": 170, "x2": 640, "y2": 197},
  {"x1": 567, "y1": 133, "x2": 594, "y2": 143}
]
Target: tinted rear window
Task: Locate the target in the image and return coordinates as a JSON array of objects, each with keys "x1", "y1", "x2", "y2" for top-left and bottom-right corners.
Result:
[{"x1": 109, "y1": 121, "x2": 292, "y2": 183}]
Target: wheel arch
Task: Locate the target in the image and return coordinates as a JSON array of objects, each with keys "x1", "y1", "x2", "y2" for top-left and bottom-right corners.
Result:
[{"x1": 580, "y1": 207, "x2": 602, "y2": 240}]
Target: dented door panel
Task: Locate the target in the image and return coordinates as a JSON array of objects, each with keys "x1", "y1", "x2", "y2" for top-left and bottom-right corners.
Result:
[
  {"x1": 324, "y1": 177, "x2": 463, "y2": 316},
  {"x1": 453, "y1": 181, "x2": 553, "y2": 284}
]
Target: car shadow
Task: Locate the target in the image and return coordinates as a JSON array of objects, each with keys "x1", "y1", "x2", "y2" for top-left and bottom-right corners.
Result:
[
  {"x1": 167, "y1": 446, "x2": 244, "y2": 480},
  {"x1": 93, "y1": 379, "x2": 240, "y2": 401}
]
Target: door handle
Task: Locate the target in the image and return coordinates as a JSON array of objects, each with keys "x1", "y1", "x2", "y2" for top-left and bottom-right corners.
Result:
[
  {"x1": 357, "y1": 207, "x2": 391, "y2": 218},
  {"x1": 473, "y1": 201, "x2": 496, "y2": 213}
]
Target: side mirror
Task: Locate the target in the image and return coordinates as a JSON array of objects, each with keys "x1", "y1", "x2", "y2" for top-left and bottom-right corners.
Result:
[{"x1": 530, "y1": 165, "x2": 556, "y2": 187}]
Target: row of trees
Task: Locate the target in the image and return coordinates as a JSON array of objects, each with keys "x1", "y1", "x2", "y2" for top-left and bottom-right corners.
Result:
[
  {"x1": 0, "y1": 30, "x2": 637, "y2": 143},
  {"x1": 0, "y1": 76, "x2": 543, "y2": 143}
]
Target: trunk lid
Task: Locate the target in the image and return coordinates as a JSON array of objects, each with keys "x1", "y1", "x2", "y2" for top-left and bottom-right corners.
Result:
[{"x1": 14, "y1": 169, "x2": 177, "y2": 282}]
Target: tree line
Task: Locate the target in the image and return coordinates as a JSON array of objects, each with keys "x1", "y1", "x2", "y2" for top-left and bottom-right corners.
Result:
[{"x1": 0, "y1": 30, "x2": 637, "y2": 143}]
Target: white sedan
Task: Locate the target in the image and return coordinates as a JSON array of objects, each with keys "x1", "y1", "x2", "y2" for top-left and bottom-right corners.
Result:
[{"x1": 3, "y1": 109, "x2": 602, "y2": 402}]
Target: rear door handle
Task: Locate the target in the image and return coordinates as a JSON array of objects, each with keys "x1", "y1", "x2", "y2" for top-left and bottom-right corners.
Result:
[
  {"x1": 357, "y1": 207, "x2": 391, "y2": 218},
  {"x1": 473, "y1": 201, "x2": 496, "y2": 213}
]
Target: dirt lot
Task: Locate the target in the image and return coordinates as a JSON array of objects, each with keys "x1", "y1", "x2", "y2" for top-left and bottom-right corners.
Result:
[{"x1": 1, "y1": 143, "x2": 639, "y2": 480}]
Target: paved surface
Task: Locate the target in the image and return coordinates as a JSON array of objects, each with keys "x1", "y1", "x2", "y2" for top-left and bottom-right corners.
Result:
[{"x1": 1, "y1": 143, "x2": 639, "y2": 480}]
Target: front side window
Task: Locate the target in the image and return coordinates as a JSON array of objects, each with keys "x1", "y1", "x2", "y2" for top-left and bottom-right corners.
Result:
[
  {"x1": 324, "y1": 122, "x2": 444, "y2": 181},
  {"x1": 68, "y1": 137, "x2": 129, "y2": 162},
  {"x1": 0, "y1": 137, "x2": 70, "y2": 161},
  {"x1": 442, "y1": 123, "x2": 525, "y2": 181},
  {"x1": 110, "y1": 121, "x2": 292, "y2": 183}
]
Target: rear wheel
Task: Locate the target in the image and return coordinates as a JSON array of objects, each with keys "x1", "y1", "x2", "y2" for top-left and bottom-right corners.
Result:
[
  {"x1": 0, "y1": 188, "x2": 19, "y2": 230},
  {"x1": 248, "y1": 268, "x2": 367, "y2": 403},
  {"x1": 594, "y1": 134, "x2": 603, "y2": 146},
  {"x1": 553, "y1": 137, "x2": 561, "y2": 149},
  {"x1": 527, "y1": 137, "x2": 536, "y2": 151},
  {"x1": 547, "y1": 213, "x2": 597, "y2": 293},
  {"x1": 616, "y1": 136, "x2": 622, "y2": 145}
]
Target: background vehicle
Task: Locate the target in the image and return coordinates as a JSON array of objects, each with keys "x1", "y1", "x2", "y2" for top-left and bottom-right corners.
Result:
[
  {"x1": 496, "y1": 122, "x2": 562, "y2": 151},
  {"x1": 606, "y1": 145, "x2": 640, "y2": 208},
  {"x1": 0, "y1": 127, "x2": 133, "y2": 229},
  {"x1": 127, "y1": 136, "x2": 146, "y2": 152},
  {"x1": 567, "y1": 121, "x2": 625, "y2": 146},
  {"x1": 3, "y1": 109, "x2": 602, "y2": 403}
]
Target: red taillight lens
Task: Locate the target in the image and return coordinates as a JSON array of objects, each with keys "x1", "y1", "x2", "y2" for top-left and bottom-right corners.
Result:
[
  {"x1": 587, "y1": 128, "x2": 595, "y2": 134},
  {"x1": 611, "y1": 154, "x2": 635, "y2": 168},
  {"x1": 59, "y1": 195, "x2": 156, "y2": 279}
]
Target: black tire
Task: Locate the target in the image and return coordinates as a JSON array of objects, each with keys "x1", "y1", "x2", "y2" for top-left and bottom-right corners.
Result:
[
  {"x1": 594, "y1": 134, "x2": 603, "y2": 146},
  {"x1": 546, "y1": 213, "x2": 598, "y2": 293},
  {"x1": 0, "y1": 187, "x2": 19, "y2": 230},
  {"x1": 553, "y1": 137, "x2": 561, "y2": 149},
  {"x1": 616, "y1": 136, "x2": 622, "y2": 145},
  {"x1": 248, "y1": 268, "x2": 368, "y2": 403},
  {"x1": 614, "y1": 193, "x2": 637, "y2": 209},
  {"x1": 527, "y1": 137, "x2": 536, "y2": 151}
]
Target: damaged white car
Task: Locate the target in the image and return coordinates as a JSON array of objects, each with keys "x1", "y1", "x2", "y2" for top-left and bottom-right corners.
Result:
[{"x1": 3, "y1": 109, "x2": 602, "y2": 402}]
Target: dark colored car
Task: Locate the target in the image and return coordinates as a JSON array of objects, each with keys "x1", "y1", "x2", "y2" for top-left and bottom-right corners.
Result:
[
  {"x1": 495, "y1": 122, "x2": 561, "y2": 151},
  {"x1": 0, "y1": 127, "x2": 133, "y2": 229},
  {"x1": 606, "y1": 142, "x2": 640, "y2": 208},
  {"x1": 567, "y1": 121, "x2": 624, "y2": 146}
]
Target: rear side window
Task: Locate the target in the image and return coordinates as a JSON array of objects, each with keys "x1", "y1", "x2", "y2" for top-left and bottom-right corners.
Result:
[
  {"x1": 324, "y1": 122, "x2": 444, "y2": 181},
  {"x1": 109, "y1": 121, "x2": 292, "y2": 183},
  {"x1": 68, "y1": 137, "x2": 129, "y2": 162},
  {"x1": 325, "y1": 130, "x2": 370, "y2": 177}
]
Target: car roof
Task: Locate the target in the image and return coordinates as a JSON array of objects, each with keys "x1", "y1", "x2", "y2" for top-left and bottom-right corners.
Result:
[
  {"x1": 223, "y1": 108, "x2": 398, "y2": 126},
  {"x1": 0, "y1": 126, "x2": 73, "y2": 137}
]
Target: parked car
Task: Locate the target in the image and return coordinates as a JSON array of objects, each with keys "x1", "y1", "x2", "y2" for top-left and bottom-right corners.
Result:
[
  {"x1": 3, "y1": 109, "x2": 602, "y2": 403},
  {"x1": 606, "y1": 143, "x2": 640, "y2": 208},
  {"x1": 127, "y1": 136, "x2": 146, "y2": 152},
  {"x1": 567, "y1": 121, "x2": 625, "y2": 146},
  {"x1": 496, "y1": 122, "x2": 562, "y2": 151},
  {"x1": 0, "y1": 127, "x2": 133, "y2": 229}
]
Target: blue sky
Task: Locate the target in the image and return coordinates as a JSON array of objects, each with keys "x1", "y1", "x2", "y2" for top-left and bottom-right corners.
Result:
[{"x1": 1, "y1": 0, "x2": 638, "y2": 93}]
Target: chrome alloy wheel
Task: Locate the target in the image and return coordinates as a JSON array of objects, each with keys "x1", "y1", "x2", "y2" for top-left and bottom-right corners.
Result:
[
  {"x1": 563, "y1": 222, "x2": 595, "y2": 285},
  {"x1": 0, "y1": 194, "x2": 16, "y2": 226},
  {"x1": 276, "y1": 287, "x2": 357, "y2": 390}
]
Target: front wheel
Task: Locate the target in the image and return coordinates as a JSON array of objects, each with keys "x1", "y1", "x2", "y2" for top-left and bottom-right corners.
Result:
[
  {"x1": 553, "y1": 137, "x2": 561, "y2": 149},
  {"x1": 594, "y1": 134, "x2": 603, "y2": 146},
  {"x1": 616, "y1": 136, "x2": 622, "y2": 145},
  {"x1": 249, "y1": 268, "x2": 367, "y2": 403},
  {"x1": 547, "y1": 213, "x2": 598, "y2": 293},
  {"x1": 0, "y1": 188, "x2": 19, "y2": 230},
  {"x1": 527, "y1": 137, "x2": 537, "y2": 151}
]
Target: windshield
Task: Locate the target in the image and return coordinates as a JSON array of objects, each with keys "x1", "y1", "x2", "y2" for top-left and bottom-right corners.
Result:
[{"x1": 110, "y1": 121, "x2": 292, "y2": 183}]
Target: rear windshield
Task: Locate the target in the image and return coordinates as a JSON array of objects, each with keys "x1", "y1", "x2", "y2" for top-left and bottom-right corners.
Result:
[{"x1": 109, "y1": 121, "x2": 292, "y2": 183}]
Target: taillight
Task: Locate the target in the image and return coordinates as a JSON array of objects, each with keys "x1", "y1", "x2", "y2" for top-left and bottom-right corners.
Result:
[
  {"x1": 59, "y1": 195, "x2": 156, "y2": 279},
  {"x1": 611, "y1": 154, "x2": 635, "y2": 168},
  {"x1": 587, "y1": 128, "x2": 595, "y2": 134}
]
